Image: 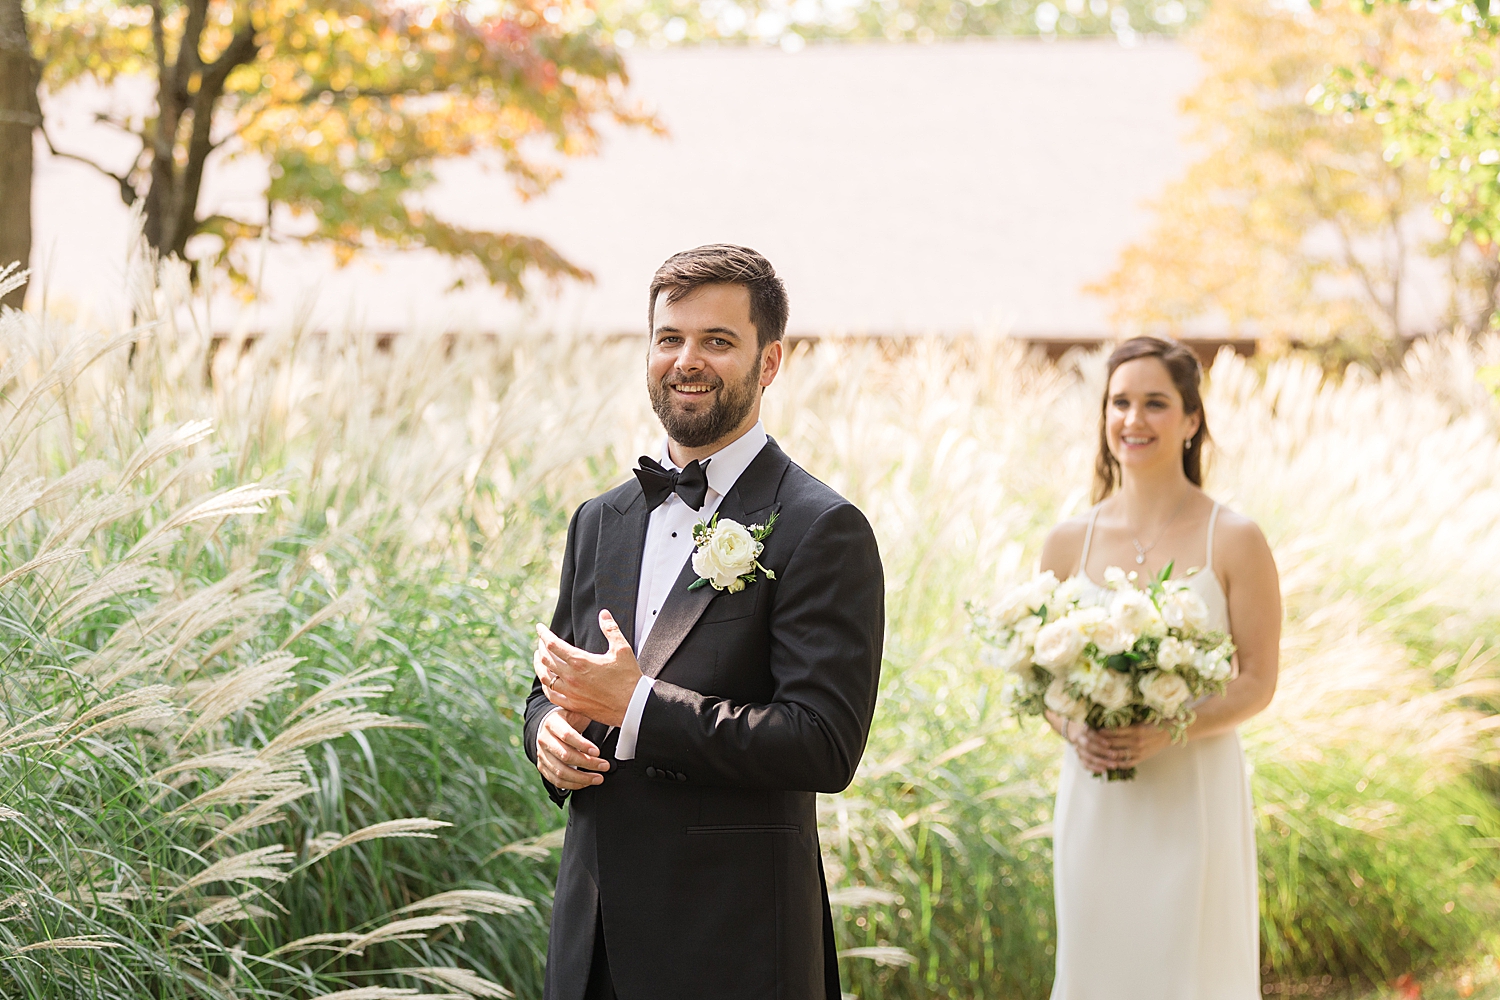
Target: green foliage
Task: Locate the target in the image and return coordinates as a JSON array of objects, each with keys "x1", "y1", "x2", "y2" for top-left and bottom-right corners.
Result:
[
  {"x1": 1322, "y1": 0, "x2": 1500, "y2": 331},
  {"x1": 29, "y1": 0, "x2": 646, "y2": 291},
  {"x1": 3, "y1": 255, "x2": 1500, "y2": 998},
  {"x1": 1257, "y1": 750, "x2": 1500, "y2": 981}
]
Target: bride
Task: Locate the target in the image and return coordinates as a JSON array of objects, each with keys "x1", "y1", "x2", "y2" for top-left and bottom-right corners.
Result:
[{"x1": 1037, "y1": 336, "x2": 1282, "y2": 999}]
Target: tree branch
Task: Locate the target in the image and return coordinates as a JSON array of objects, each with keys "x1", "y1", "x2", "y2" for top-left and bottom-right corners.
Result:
[{"x1": 41, "y1": 126, "x2": 138, "y2": 204}]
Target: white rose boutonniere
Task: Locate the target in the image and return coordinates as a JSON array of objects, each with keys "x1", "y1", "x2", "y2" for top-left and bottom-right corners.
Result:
[{"x1": 689, "y1": 512, "x2": 778, "y2": 594}]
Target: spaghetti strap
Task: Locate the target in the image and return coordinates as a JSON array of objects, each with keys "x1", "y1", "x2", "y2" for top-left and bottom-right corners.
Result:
[
  {"x1": 1204, "y1": 502, "x2": 1221, "y2": 573},
  {"x1": 1077, "y1": 506, "x2": 1101, "y2": 578}
]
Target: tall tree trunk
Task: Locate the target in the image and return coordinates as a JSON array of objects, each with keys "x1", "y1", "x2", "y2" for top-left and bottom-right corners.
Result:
[
  {"x1": 0, "y1": 0, "x2": 38, "y2": 309},
  {"x1": 140, "y1": 0, "x2": 258, "y2": 263}
]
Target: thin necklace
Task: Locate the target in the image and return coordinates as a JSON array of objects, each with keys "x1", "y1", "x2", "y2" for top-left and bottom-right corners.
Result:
[{"x1": 1130, "y1": 491, "x2": 1191, "y2": 565}]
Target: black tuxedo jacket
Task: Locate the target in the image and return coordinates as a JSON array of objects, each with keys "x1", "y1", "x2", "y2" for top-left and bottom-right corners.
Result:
[{"x1": 523, "y1": 438, "x2": 884, "y2": 1000}]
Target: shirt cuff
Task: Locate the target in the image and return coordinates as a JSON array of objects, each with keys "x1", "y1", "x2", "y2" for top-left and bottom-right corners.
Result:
[{"x1": 614, "y1": 675, "x2": 657, "y2": 761}]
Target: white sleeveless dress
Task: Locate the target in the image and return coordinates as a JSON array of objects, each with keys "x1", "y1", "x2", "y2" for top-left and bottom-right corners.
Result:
[{"x1": 1050, "y1": 503, "x2": 1260, "y2": 999}]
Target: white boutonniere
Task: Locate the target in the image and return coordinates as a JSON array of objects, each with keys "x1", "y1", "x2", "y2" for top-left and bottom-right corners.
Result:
[{"x1": 688, "y1": 512, "x2": 778, "y2": 593}]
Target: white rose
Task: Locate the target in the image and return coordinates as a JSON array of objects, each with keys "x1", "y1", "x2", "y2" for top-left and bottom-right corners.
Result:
[
  {"x1": 1052, "y1": 576, "x2": 1086, "y2": 610},
  {"x1": 1044, "y1": 678, "x2": 1088, "y2": 722},
  {"x1": 1092, "y1": 669, "x2": 1134, "y2": 712},
  {"x1": 1033, "y1": 619, "x2": 1088, "y2": 670},
  {"x1": 1156, "y1": 636, "x2": 1197, "y2": 672},
  {"x1": 993, "y1": 571, "x2": 1059, "y2": 625},
  {"x1": 691, "y1": 519, "x2": 762, "y2": 591},
  {"x1": 1090, "y1": 618, "x2": 1135, "y2": 656},
  {"x1": 1103, "y1": 566, "x2": 1130, "y2": 588},
  {"x1": 1139, "y1": 669, "x2": 1192, "y2": 716},
  {"x1": 1111, "y1": 589, "x2": 1164, "y2": 638},
  {"x1": 1161, "y1": 586, "x2": 1210, "y2": 633},
  {"x1": 1064, "y1": 606, "x2": 1108, "y2": 634}
]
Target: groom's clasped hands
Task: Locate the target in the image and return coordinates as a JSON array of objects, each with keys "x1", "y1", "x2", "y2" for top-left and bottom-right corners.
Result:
[{"x1": 531, "y1": 610, "x2": 640, "y2": 790}]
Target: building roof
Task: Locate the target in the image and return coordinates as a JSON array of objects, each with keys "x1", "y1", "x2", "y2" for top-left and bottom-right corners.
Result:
[{"x1": 32, "y1": 38, "x2": 1205, "y2": 337}]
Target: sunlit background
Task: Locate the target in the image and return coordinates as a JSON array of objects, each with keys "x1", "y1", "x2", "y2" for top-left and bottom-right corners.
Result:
[{"x1": 2, "y1": 0, "x2": 1499, "y2": 998}]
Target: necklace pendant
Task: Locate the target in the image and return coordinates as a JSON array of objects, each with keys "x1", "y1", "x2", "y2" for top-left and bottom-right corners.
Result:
[{"x1": 1135, "y1": 553, "x2": 1146, "y2": 565}]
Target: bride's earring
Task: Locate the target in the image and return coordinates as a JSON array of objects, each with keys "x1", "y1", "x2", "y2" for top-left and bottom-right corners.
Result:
[{"x1": 1184, "y1": 439, "x2": 1191, "y2": 451}]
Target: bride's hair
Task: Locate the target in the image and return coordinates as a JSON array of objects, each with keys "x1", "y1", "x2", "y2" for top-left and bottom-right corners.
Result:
[{"x1": 1093, "y1": 336, "x2": 1211, "y2": 503}]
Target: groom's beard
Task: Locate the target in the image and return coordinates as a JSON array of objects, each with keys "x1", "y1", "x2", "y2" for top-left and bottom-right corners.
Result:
[{"x1": 648, "y1": 364, "x2": 760, "y2": 450}]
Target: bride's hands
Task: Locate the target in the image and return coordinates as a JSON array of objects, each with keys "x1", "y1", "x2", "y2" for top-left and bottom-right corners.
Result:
[{"x1": 1073, "y1": 723, "x2": 1173, "y2": 774}]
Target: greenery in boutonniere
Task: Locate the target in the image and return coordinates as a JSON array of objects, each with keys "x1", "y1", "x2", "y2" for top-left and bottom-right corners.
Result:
[{"x1": 688, "y1": 512, "x2": 778, "y2": 593}]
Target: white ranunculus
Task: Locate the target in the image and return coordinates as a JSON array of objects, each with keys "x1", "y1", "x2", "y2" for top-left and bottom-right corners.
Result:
[
  {"x1": 1110, "y1": 589, "x2": 1164, "y2": 638},
  {"x1": 1156, "y1": 636, "x2": 1196, "y2": 672},
  {"x1": 1092, "y1": 669, "x2": 1134, "y2": 712},
  {"x1": 1139, "y1": 669, "x2": 1192, "y2": 716},
  {"x1": 1103, "y1": 565, "x2": 1130, "y2": 588},
  {"x1": 1044, "y1": 678, "x2": 1088, "y2": 722},
  {"x1": 691, "y1": 518, "x2": 762, "y2": 591},
  {"x1": 1090, "y1": 618, "x2": 1135, "y2": 656},
  {"x1": 1033, "y1": 619, "x2": 1088, "y2": 670},
  {"x1": 1161, "y1": 586, "x2": 1210, "y2": 633}
]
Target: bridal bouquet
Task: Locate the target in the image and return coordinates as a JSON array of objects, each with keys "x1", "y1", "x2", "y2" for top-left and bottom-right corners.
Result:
[{"x1": 974, "y1": 565, "x2": 1235, "y2": 781}]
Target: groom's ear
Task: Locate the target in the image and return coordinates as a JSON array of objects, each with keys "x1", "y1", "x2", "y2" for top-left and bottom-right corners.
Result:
[{"x1": 759, "y1": 340, "x2": 784, "y2": 390}]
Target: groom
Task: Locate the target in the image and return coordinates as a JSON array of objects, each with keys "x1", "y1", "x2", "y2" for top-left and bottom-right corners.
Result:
[{"x1": 524, "y1": 245, "x2": 885, "y2": 1000}]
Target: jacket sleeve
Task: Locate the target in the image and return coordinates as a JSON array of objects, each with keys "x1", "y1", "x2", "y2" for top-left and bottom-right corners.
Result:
[
  {"x1": 524, "y1": 502, "x2": 583, "y2": 807},
  {"x1": 636, "y1": 502, "x2": 884, "y2": 793}
]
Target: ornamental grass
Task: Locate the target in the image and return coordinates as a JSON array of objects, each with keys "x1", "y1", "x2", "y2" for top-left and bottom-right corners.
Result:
[{"x1": 1, "y1": 251, "x2": 1498, "y2": 999}]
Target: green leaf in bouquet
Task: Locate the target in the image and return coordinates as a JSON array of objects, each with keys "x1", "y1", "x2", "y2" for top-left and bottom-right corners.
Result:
[{"x1": 1105, "y1": 653, "x2": 1135, "y2": 673}]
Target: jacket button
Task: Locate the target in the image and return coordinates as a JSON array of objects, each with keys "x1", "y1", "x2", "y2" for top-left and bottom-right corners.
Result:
[
  {"x1": 675, "y1": 772, "x2": 687, "y2": 782},
  {"x1": 645, "y1": 767, "x2": 658, "y2": 779}
]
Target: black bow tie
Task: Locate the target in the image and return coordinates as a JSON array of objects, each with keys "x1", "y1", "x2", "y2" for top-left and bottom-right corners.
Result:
[{"x1": 635, "y1": 456, "x2": 712, "y2": 511}]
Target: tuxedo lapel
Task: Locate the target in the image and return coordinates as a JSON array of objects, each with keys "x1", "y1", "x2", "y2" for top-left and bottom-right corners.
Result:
[
  {"x1": 596, "y1": 482, "x2": 649, "y2": 649},
  {"x1": 637, "y1": 439, "x2": 791, "y2": 679}
]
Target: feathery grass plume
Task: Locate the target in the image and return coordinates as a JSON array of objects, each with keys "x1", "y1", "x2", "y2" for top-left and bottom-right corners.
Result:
[
  {"x1": 172, "y1": 895, "x2": 278, "y2": 933},
  {"x1": 0, "y1": 807, "x2": 23, "y2": 823},
  {"x1": 116, "y1": 420, "x2": 215, "y2": 486},
  {"x1": 258, "y1": 705, "x2": 414, "y2": 760},
  {"x1": 167, "y1": 846, "x2": 296, "y2": 899},
  {"x1": 170, "y1": 760, "x2": 308, "y2": 814},
  {"x1": 487, "y1": 827, "x2": 565, "y2": 861},
  {"x1": 9, "y1": 935, "x2": 123, "y2": 953},
  {"x1": 306, "y1": 819, "x2": 452, "y2": 859},
  {"x1": 337, "y1": 914, "x2": 474, "y2": 956},
  {"x1": 289, "y1": 665, "x2": 398, "y2": 719},
  {"x1": 311, "y1": 989, "x2": 437, "y2": 1000},
  {"x1": 203, "y1": 786, "x2": 314, "y2": 849},
  {"x1": 149, "y1": 747, "x2": 263, "y2": 784},
  {"x1": 48, "y1": 561, "x2": 173, "y2": 631},
  {"x1": 397, "y1": 966, "x2": 515, "y2": 998},
  {"x1": 827, "y1": 887, "x2": 901, "y2": 907},
  {"x1": 839, "y1": 946, "x2": 919, "y2": 967},
  {"x1": 0, "y1": 548, "x2": 85, "y2": 590},
  {"x1": 68, "y1": 685, "x2": 176, "y2": 730},
  {"x1": 267, "y1": 931, "x2": 361, "y2": 956},
  {"x1": 279, "y1": 586, "x2": 369, "y2": 651},
  {"x1": 394, "y1": 891, "x2": 533, "y2": 917},
  {"x1": 180, "y1": 652, "x2": 300, "y2": 741}
]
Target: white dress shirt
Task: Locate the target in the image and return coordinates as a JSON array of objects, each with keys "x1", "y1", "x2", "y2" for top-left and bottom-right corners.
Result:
[{"x1": 613, "y1": 421, "x2": 768, "y2": 759}]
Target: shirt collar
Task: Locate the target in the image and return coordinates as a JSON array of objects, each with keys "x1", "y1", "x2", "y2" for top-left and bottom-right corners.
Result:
[{"x1": 659, "y1": 421, "x2": 769, "y2": 499}]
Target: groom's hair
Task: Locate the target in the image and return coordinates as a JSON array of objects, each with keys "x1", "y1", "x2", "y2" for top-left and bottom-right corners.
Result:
[{"x1": 649, "y1": 245, "x2": 789, "y2": 350}]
